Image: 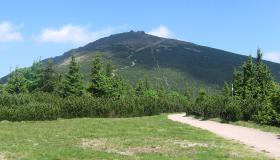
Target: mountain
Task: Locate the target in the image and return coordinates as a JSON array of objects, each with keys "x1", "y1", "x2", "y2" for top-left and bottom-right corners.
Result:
[{"x1": 2, "y1": 31, "x2": 280, "y2": 93}]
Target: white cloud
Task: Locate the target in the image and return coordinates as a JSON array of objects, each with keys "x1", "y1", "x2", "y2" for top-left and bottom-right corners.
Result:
[
  {"x1": 148, "y1": 25, "x2": 173, "y2": 38},
  {"x1": 263, "y1": 51, "x2": 280, "y2": 63},
  {"x1": 36, "y1": 24, "x2": 127, "y2": 45},
  {"x1": 0, "y1": 21, "x2": 23, "y2": 42}
]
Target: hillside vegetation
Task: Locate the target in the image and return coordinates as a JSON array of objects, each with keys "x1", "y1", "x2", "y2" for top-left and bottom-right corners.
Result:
[
  {"x1": 0, "y1": 48, "x2": 280, "y2": 128},
  {"x1": 2, "y1": 31, "x2": 280, "y2": 93}
]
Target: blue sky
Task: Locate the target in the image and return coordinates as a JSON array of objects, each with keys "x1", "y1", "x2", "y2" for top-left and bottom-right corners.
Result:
[{"x1": 0, "y1": 0, "x2": 280, "y2": 77}]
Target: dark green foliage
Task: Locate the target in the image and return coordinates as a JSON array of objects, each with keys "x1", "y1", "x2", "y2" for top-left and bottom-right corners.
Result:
[
  {"x1": 188, "y1": 91, "x2": 224, "y2": 119},
  {"x1": 233, "y1": 68, "x2": 243, "y2": 97},
  {"x1": 242, "y1": 55, "x2": 257, "y2": 99},
  {"x1": 220, "y1": 98, "x2": 241, "y2": 122},
  {"x1": 88, "y1": 55, "x2": 134, "y2": 98},
  {"x1": 6, "y1": 68, "x2": 28, "y2": 94},
  {"x1": 253, "y1": 105, "x2": 280, "y2": 126},
  {"x1": 61, "y1": 55, "x2": 84, "y2": 97},
  {"x1": 0, "y1": 92, "x2": 187, "y2": 121},
  {"x1": 2, "y1": 46, "x2": 280, "y2": 128},
  {"x1": 254, "y1": 49, "x2": 275, "y2": 101},
  {"x1": 195, "y1": 89, "x2": 207, "y2": 104},
  {"x1": 231, "y1": 49, "x2": 279, "y2": 124},
  {"x1": 135, "y1": 79, "x2": 146, "y2": 95},
  {"x1": 233, "y1": 50, "x2": 275, "y2": 103},
  {"x1": 183, "y1": 84, "x2": 192, "y2": 102},
  {"x1": 28, "y1": 60, "x2": 44, "y2": 92},
  {"x1": 106, "y1": 60, "x2": 113, "y2": 77},
  {"x1": 37, "y1": 60, "x2": 58, "y2": 93},
  {"x1": 223, "y1": 82, "x2": 231, "y2": 97},
  {"x1": 107, "y1": 76, "x2": 135, "y2": 98},
  {"x1": 185, "y1": 49, "x2": 280, "y2": 127},
  {"x1": 271, "y1": 86, "x2": 280, "y2": 113},
  {"x1": 240, "y1": 98, "x2": 263, "y2": 121},
  {"x1": 87, "y1": 54, "x2": 107, "y2": 97},
  {"x1": 0, "y1": 84, "x2": 4, "y2": 94},
  {"x1": 0, "y1": 57, "x2": 189, "y2": 121}
]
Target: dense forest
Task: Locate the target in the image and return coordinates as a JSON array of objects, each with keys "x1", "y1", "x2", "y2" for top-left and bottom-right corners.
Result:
[{"x1": 0, "y1": 49, "x2": 279, "y2": 127}]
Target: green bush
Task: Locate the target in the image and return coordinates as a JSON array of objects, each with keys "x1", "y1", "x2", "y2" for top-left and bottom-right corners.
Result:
[
  {"x1": 240, "y1": 97, "x2": 263, "y2": 121},
  {"x1": 252, "y1": 105, "x2": 280, "y2": 127},
  {"x1": 0, "y1": 92, "x2": 188, "y2": 121},
  {"x1": 220, "y1": 98, "x2": 242, "y2": 122},
  {"x1": 188, "y1": 96, "x2": 224, "y2": 119}
]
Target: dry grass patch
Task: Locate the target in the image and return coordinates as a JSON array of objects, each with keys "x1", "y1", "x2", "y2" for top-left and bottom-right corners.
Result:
[
  {"x1": 173, "y1": 140, "x2": 209, "y2": 148},
  {"x1": 0, "y1": 153, "x2": 7, "y2": 160},
  {"x1": 79, "y1": 138, "x2": 167, "y2": 156},
  {"x1": 79, "y1": 138, "x2": 217, "y2": 157},
  {"x1": 80, "y1": 138, "x2": 107, "y2": 149}
]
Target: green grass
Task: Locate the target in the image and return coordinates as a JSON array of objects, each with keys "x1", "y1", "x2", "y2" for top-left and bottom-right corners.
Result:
[{"x1": 0, "y1": 115, "x2": 270, "y2": 160}]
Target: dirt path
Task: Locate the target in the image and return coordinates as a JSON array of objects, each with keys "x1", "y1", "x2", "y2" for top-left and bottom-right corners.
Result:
[{"x1": 168, "y1": 113, "x2": 280, "y2": 159}]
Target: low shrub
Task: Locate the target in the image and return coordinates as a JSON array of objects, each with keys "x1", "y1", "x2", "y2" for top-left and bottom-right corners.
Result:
[
  {"x1": 240, "y1": 97, "x2": 263, "y2": 121},
  {"x1": 252, "y1": 105, "x2": 280, "y2": 127},
  {"x1": 220, "y1": 98, "x2": 242, "y2": 122},
  {"x1": 0, "y1": 92, "x2": 188, "y2": 121},
  {"x1": 187, "y1": 96, "x2": 224, "y2": 119}
]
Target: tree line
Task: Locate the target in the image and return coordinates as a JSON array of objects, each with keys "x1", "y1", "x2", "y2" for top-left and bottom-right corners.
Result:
[
  {"x1": 188, "y1": 49, "x2": 280, "y2": 126},
  {"x1": 1, "y1": 49, "x2": 280, "y2": 127},
  {"x1": 0, "y1": 53, "x2": 189, "y2": 121}
]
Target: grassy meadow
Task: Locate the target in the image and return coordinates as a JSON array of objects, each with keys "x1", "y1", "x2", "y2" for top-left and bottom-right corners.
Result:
[{"x1": 0, "y1": 114, "x2": 270, "y2": 160}]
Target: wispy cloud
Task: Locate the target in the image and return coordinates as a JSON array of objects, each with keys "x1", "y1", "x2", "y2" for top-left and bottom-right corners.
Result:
[
  {"x1": 35, "y1": 24, "x2": 127, "y2": 46},
  {"x1": 0, "y1": 21, "x2": 23, "y2": 42},
  {"x1": 148, "y1": 25, "x2": 173, "y2": 38},
  {"x1": 263, "y1": 51, "x2": 280, "y2": 63}
]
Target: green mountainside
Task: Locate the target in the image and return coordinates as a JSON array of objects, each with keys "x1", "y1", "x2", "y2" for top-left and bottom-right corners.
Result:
[{"x1": 2, "y1": 31, "x2": 280, "y2": 93}]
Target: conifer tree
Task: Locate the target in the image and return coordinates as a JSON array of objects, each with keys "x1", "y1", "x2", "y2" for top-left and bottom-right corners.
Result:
[
  {"x1": 255, "y1": 48, "x2": 274, "y2": 100},
  {"x1": 88, "y1": 54, "x2": 107, "y2": 96},
  {"x1": 6, "y1": 68, "x2": 27, "y2": 94},
  {"x1": 242, "y1": 55, "x2": 256, "y2": 98},
  {"x1": 233, "y1": 68, "x2": 243, "y2": 97},
  {"x1": 38, "y1": 60, "x2": 57, "y2": 93},
  {"x1": 62, "y1": 55, "x2": 84, "y2": 97},
  {"x1": 28, "y1": 60, "x2": 43, "y2": 92}
]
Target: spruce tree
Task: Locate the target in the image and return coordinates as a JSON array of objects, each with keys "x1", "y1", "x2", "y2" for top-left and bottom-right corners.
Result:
[
  {"x1": 233, "y1": 68, "x2": 243, "y2": 97},
  {"x1": 38, "y1": 60, "x2": 57, "y2": 93},
  {"x1": 28, "y1": 60, "x2": 43, "y2": 92},
  {"x1": 6, "y1": 68, "x2": 27, "y2": 94},
  {"x1": 62, "y1": 55, "x2": 84, "y2": 97},
  {"x1": 242, "y1": 55, "x2": 256, "y2": 99},
  {"x1": 88, "y1": 54, "x2": 107, "y2": 97},
  {"x1": 255, "y1": 48, "x2": 274, "y2": 101}
]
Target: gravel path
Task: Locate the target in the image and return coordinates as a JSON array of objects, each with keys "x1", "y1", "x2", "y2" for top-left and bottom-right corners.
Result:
[{"x1": 168, "y1": 113, "x2": 280, "y2": 159}]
